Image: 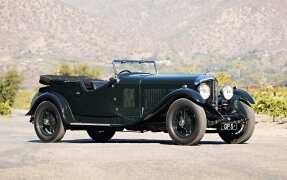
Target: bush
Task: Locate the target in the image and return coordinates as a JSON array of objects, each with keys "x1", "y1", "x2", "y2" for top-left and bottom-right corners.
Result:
[
  {"x1": 57, "y1": 64, "x2": 72, "y2": 76},
  {"x1": 0, "y1": 102, "x2": 12, "y2": 115},
  {"x1": 175, "y1": 65, "x2": 196, "y2": 73},
  {"x1": 216, "y1": 72, "x2": 237, "y2": 87},
  {"x1": 56, "y1": 64, "x2": 101, "y2": 79},
  {"x1": 0, "y1": 69, "x2": 21, "y2": 115},
  {"x1": 249, "y1": 87, "x2": 287, "y2": 121}
]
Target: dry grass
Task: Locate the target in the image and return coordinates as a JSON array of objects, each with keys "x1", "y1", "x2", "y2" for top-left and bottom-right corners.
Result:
[{"x1": 13, "y1": 89, "x2": 35, "y2": 110}]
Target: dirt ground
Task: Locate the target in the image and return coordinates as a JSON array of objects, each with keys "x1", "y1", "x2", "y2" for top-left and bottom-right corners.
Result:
[{"x1": 0, "y1": 110, "x2": 287, "y2": 180}]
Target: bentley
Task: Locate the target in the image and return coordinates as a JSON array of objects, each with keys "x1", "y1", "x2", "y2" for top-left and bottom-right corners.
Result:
[{"x1": 27, "y1": 60, "x2": 255, "y2": 145}]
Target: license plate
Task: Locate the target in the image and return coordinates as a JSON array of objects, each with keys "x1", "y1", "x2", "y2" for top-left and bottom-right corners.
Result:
[{"x1": 221, "y1": 122, "x2": 238, "y2": 130}]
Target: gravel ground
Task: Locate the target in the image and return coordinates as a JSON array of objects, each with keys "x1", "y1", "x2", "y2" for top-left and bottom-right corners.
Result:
[{"x1": 0, "y1": 110, "x2": 287, "y2": 180}]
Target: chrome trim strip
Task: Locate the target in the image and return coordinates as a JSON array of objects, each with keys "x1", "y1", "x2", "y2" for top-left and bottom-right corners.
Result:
[{"x1": 70, "y1": 123, "x2": 121, "y2": 126}]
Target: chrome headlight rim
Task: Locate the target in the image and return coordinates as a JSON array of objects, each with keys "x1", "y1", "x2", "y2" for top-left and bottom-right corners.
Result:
[
  {"x1": 198, "y1": 83, "x2": 211, "y2": 100},
  {"x1": 221, "y1": 85, "x2": 234, "y2": 100}
]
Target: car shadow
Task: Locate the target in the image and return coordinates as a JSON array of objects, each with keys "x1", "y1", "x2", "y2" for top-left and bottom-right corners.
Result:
[{"x1": 29, "y1": 139, "x2": 225, "y2": 145}]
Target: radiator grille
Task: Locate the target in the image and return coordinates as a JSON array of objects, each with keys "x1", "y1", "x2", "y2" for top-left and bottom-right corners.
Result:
[
  {"x1": 206, "y1": 80, "x2": 218, "y2": 107},
  {"x1": 143, "y1": 88, "x2": 168, "y2": 109}
]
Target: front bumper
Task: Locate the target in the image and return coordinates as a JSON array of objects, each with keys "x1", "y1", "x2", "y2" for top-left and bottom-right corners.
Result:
[{"x1": 205, "y1": 98, "x2": 247, "y2": 128}]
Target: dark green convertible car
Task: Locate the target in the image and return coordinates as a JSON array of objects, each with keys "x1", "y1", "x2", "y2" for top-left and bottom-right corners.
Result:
[{"x1": 27, "y1": 60, "x2": 255, "y2": 145}]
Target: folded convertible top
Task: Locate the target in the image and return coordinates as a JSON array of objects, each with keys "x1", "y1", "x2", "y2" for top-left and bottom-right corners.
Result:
[{"x1": 39, "y1": 75, "x2": 88, "y2": 85}]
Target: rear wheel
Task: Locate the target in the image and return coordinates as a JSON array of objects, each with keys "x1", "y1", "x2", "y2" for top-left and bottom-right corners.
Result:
[
  {"x1": 87, "y1": 128, "x2": 116, "y2": 142},
  {"x1": 166, "y1": 98, "x2": 207, "y2": 145},
  {"x1": 34, "y1": 101, "x2": 66, "y2": 142},
  {"x1": 217, "y1": 101, "x2": 255, "y2": 144}
]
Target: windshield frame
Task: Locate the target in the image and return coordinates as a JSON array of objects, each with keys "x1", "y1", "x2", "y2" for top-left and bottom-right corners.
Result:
[{"x1": 112, "y1": 59, "x2": 158, "y2": 76}]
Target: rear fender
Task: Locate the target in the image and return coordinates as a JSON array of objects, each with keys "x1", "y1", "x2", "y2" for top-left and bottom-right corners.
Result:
[
  {"x1": 26, "y1": 91, "x2": 76, "y2": 124},
  {"x1": 143, "y1": 88, "x2": 205, "y2": 120}
]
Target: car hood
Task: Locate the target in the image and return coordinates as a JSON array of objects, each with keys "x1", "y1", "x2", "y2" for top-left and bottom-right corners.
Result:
[{"x1": 142, "y1": 73, "x2": 216, "y2": 86}]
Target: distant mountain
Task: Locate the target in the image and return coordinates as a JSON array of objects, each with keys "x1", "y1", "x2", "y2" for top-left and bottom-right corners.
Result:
[
  {"x1": 64, "y1": 0, "x2": 287, "y2": 57},
  {"x1": 0, "y1": 0, "x2": 115, "y2": 60},
  {"x1": 0, "y1": 0, "x2": 286, "y2": 86}
]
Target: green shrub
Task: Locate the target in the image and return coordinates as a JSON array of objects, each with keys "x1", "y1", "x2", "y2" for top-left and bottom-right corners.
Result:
[
  {"x1": 13, "y1": 89, "x2": 35, "y2": 110},
  {"x1": 57, "y1": 64, "x2": 72, "y2": 76},
  {"x1": 56, "y1": 64, "x2": 101, "y2": 79},
  {"x1": 249, "y1": 87, "x2": 287, "y2": 121},
  {"x1": 0, "y1": 101, "x2": 11, "y2": 115},
  {"x1": 0, "y1": 69, "x2": 21, "y2": 115},
  {"x1": 216, "y1": 72, "x2": 237, "y2": 87},
  {"x1": 175, "y1": 65, "x2": 196, "y2": 73}
]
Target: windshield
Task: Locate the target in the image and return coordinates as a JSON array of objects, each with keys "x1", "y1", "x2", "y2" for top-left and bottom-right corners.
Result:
[{"x1": 112, "y1": 60, "x2": 158, "y2": 75}]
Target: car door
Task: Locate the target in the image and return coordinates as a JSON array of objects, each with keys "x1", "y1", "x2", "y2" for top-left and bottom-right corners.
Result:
[
  {"x1": 111, "y1": 75, "x2": 141, "y2": 123},
  {"x1": 70, "y1": 76, "x2": 141, "y2": 125},
  {"x1": 66, "y1": 80, "x2": 114, "y2": 124}
]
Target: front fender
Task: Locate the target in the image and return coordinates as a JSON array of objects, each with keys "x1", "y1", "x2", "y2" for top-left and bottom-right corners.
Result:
[
  {"x1": 233, "y1": 88, "x2": 255, "y2": 105},
  {"x1": 143, "y1": 88, "x2": 204, "y2": 120},
  {"x1": 26, "y1": 91, "x2": 76, "y2": 124},
  {"x1": 164, "y1": 88, "x2": 205, "y2": 105}
]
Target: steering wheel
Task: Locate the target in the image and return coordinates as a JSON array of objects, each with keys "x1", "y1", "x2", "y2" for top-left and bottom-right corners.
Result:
[{"x1": 118, "y1": 70, "x2": 131, "y2": 76}]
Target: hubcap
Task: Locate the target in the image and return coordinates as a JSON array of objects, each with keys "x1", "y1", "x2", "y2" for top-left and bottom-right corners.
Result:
[
  {"x1": 172, "y1": 107, "x2": 195, "y2": 137},
  {"x1": 178, "y1": 118, "x2": 185, "y2": 128},
  {"x1": 39, "y1": 110, "x2": 57, "y2": 136}
]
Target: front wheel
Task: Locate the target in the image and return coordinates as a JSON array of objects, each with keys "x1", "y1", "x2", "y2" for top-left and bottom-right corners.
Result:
[
  {"x1": 34, "y1": 101, "x2": 66, "y2": 142},
  {"x1": 217, "y1": 101, "x2": 255, "y2": 144},
  {"x1": 87, "y1": 128, "x2": 116, "y2": 142},
  {"x1": 166, "y1": 98, "x2": 207, "y2": 145}
]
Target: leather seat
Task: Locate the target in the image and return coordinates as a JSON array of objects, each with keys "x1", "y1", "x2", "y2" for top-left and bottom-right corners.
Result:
[
  {"x1": 83, "y1": 78, "x2": 109, "y2": 91},
  {"x1": 92, "y1": 80, "x2": 109, "y2": 90},
  {"x1": 83, "y1": 79, "x2": 94, "y2": 90}
]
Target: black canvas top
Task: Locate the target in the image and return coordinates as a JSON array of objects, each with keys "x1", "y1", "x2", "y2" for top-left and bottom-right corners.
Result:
[{"x1": 39, "y1": 75, "x2": 90, "y2": 85}]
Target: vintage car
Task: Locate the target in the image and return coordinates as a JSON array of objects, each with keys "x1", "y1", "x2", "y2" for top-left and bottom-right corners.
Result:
[{"x1": 27, "y1": 60, "x2": 255, "y2": 145}]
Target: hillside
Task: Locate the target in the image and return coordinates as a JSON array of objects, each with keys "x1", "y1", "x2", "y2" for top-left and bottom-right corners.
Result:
[
  {"x1": 64, "y1": 0, "x2": 287, "y2": 57},
  {"x1": 0, "y1": 0, "x2": 287, "y2": 86}
]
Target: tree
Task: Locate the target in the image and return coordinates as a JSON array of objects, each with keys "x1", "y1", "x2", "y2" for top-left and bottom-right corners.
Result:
[
  {"x1": 0, "y1": 102, "x2": 11, "y2": 115},
  {"x1": 216, "y1": 72, "x2": 237, "y2": 86},
  {"x1": 0, "y1": 69, "x2": 21, "y2": 115},
  {"x1": 56, "y1": 64, "x2": 101, "y2": 79},
  {"x1": 175, "y1": 64, "x2": 197, "y2": 73},
  {"x1": 57, "y1": 64, "x2": 72, "y2": 76}
]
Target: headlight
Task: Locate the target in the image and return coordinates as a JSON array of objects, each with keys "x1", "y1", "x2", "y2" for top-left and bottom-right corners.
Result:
[
  {"x1": 221, "y1": 85, "x2": 234, "y2": 100},
  {"x1": 198, "y1": 83, "x2": 210, "y2": 100}
]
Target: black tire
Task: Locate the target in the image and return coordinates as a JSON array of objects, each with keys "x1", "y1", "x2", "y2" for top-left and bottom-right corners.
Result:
[
  {"x1": 87, "y1": 128, "x2": 116, "y2": 142},
  {"x1": 166, "y1": 98, "x2": 207, "y2": 145},
  {"x1": 34, "y1": 101, "x2": 66, "y2": 143},
  {"x1": 218, "y1": 101, "x2": 255, "y2": 144}
]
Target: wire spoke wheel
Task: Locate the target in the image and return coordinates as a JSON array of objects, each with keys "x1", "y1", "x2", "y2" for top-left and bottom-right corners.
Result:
[
  {"x1": 172, "y1": 108, "x2": 195, "y2": 137},
  {"x1": 166, "y1": 98, "x2": 207, "y2": 145},
  {"x1": 87, "y1": 128, "x2": 116, "y2": 142},
  {"x1": 39, "y1": 110, "x2": 57, "y2": 136},
  {"x1": 217, "y1": 101, "x2": 255, "y2": 144},
  {"x1": 34, "y1": 101, "x2": 66, "y2": 142}
]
